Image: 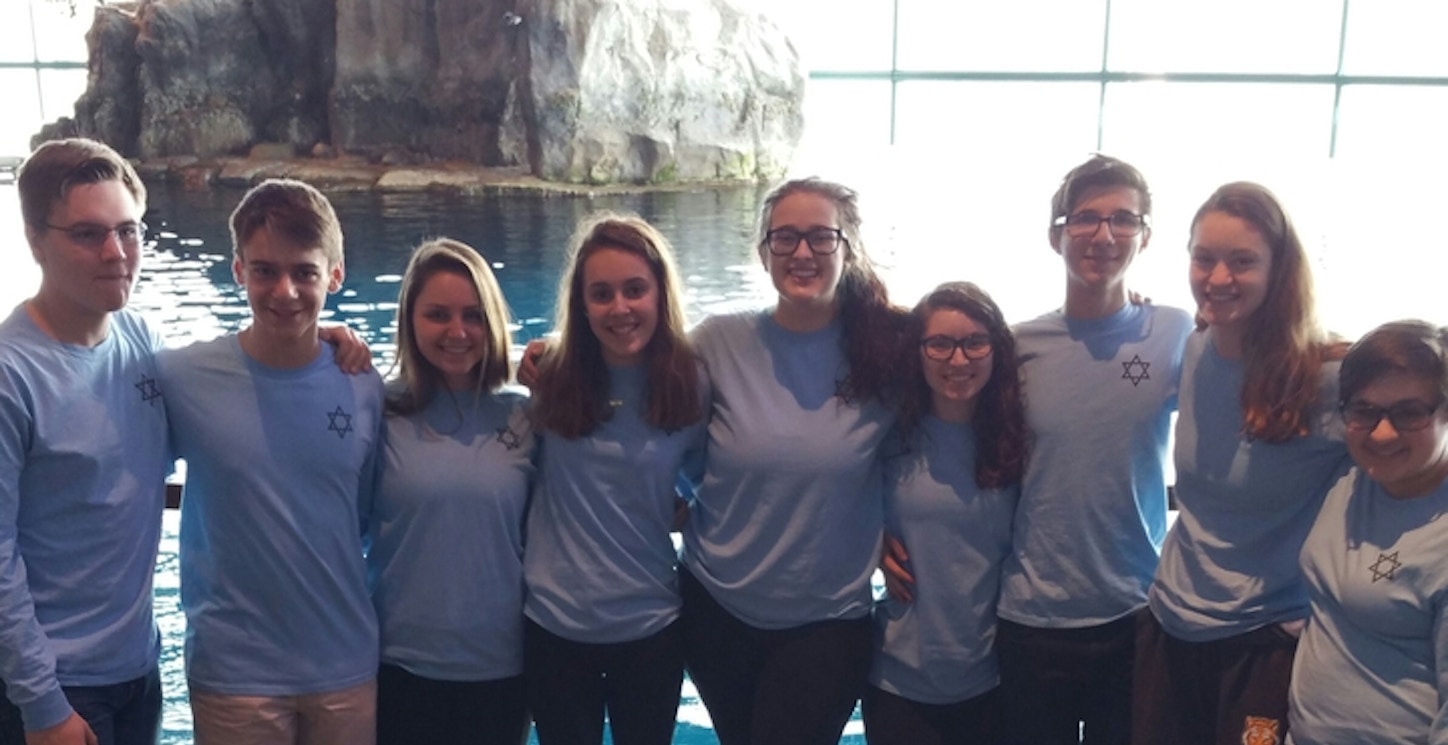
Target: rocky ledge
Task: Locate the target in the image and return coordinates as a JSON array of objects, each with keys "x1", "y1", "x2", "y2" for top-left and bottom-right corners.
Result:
[{"x1": 136, "y1": 149, "x2": 757, "y2": 196}]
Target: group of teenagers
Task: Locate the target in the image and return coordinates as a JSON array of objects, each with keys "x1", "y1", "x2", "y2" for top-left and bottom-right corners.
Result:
[{"x1": 0, "y1": 134, "x2": 1444, "y2": 745}]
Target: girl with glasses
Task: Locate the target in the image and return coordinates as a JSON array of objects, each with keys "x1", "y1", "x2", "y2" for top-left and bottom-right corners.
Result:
[
  {"x1": 1133, "y1": 182, "x2": 1351, "y2": 745},
  {"x1": 862, "y1": 282, "x2": 1026, "y2": 745},
  {"x1": 1287, "y1": 321, "x2": 1448, "y2": 745},
  {"x1": 679, "y1": 177, "x2": 910, "y2": 745}
]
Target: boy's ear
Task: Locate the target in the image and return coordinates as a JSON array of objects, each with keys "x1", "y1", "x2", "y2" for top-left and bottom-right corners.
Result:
[
  {"x1": 328, "y1": 260, "x2": 345, "y2": 294},
  {"x1": 232, "y1": 256, "x2": 245, "y2": 285},
  {"x1": 26, "y1": 225, "x2": 45, "y2": 265}
]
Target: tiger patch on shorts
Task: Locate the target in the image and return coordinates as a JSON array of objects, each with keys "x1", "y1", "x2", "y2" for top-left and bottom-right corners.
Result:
[{"x1": 1241, "y1": 715, "x2": 1281, "y2": 745}]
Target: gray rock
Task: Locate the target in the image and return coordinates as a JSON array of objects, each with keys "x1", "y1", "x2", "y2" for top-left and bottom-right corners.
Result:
[
  {"x1": 518, "y1": 0, "x2": 803, "y2": 184},
  {"x1": 330, "y1": 0, "x2": 521, "y2": 165},
  {"x1": 38, "y1": 0, "x2": 803, "y2": 185}
]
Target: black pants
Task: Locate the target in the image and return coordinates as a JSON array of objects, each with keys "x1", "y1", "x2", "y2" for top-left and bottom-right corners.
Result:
[
  {"x1": 861, "y1": 684, "x2": 1002, "y2": 745},
  {"x1": 996, "y1": 614, "x2": 1137, "y2": 745},
  {"x1": 524, "y1": 619, "x2": 683, "y2": 745},
  {"x1": 1131, "y1": 612, "x2": 1297, "y2": 745},
  {"x1": 375, "y1": 664, "x2": 529, "y2": 745},
  {"x1": 680, "y1": 567, "x2": 871, "y2": 745},
  {"x1": 0, "y1": 668, "x2": 161, "y2": 745}
]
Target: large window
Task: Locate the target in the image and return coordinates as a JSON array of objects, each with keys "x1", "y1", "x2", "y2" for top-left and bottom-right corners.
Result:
[
  {"x1": 759, "y1": 0, "x2": 1448, "y2": 333},
  {"x1": 6, "y1": 0, "x2": 1448, "y2": 330},
  {"x1": 0, "y1": 1, "x2": 88, "y2": 154}
]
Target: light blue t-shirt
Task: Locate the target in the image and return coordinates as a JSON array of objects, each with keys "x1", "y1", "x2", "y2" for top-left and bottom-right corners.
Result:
[
  {"x1": 1288, "y1": 470, "x2": 1448, "y2": 745},
  {"x1": 525, "y1": 364, "x2": 707, "y2": 644},
  {"x1": 368, "y1": 387, "x2": 535, "y2": 681},
  {"x1": 1150, "y1": 330, "x2": 1349, "y2": 641},
  {"x1": 870, "y1": 417, "x2": 1017, "y2": 705},
  {"x1": 159, "y1": 335, "x2": 383, "y2": 696},
  {"x1": 998, "y1": 303, "x2": 1193, "y2": 627},
  {"x1": 682, "y1": 311, "x2": 893, "y2": 630},
  {"x1": 0, "y1": 307, "x2": 166, "y2": 731}
]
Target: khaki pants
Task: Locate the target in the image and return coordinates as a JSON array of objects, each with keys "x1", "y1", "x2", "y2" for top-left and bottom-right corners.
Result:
[{"x1": 189, "y1": 678, "x2": 376, "y2": 745}]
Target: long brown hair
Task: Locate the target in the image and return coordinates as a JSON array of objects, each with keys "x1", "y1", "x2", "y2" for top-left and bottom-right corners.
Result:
[
  {"x1": 898, "y1": 282, "x2": 1028, "y2": 489},
  {"x1": 757, "y1": 177, "x2": 910, "y2": 404},
  {"x1": 387, "y1": 238, "x2": 513, "y2": 417},
  {"x1": 531, "y1": 213, "x2": 702, "y2": 439},
  {"x1": 1191, "y1": 182, "x2": 1342, "y2": 441}
]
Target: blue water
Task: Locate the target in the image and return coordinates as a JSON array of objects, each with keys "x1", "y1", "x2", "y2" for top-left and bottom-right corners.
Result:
[{"x1": 138, "y1": 182, "x2": 867, "y2": 745}]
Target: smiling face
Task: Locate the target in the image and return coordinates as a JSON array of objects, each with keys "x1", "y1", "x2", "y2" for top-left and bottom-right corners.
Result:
[
  {"x1": 582, "y1": 246, "x2": 660, "y2": 366},
  {"x1": 1344, "y1": 370, "x2": 1448, "y2": 499},
  {"x1": 921, "y1": 307, "x2": 994, "y2": 422},
  {"x1": 233, "y1": 227, "x2": 342, "y2": 348},
  {"x1": 28, "y1": 179, "x2": 145, "y2": 332},
  {"x1": 1189, "y1": 211, "x2": 1273, "y2": 336},
  {"x1": 763, "y1": 191, "x2": 847, "y2": 313},
  {"x1": 411, "y1": 269, "x2": 489, "y2": 391},
  {"x1": 1051, "y1": 185, "x2": 1150, "y2": 297}
]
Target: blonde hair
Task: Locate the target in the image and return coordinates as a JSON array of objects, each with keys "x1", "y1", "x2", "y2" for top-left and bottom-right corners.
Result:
[{"x1": 387, "y1": 238, "x2": 513, "y2": 416}]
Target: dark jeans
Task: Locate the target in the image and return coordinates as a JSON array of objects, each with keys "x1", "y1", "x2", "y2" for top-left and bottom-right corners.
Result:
[
  {"x1": 0, "y1": 667, "x2": 162, "y2": 745},
  {"x1": 680, "y1": 568, "x2": 872, "y2": 745},
  {"x1": 376, "y1": 664, "x2": 529, "y2": 745},
  {"x1": 861, "y1": 684, "x2": 1002, "y2": 745},
  {"x1": 996, "y1": 614, "x2": 1137, "y2": 745},
  {"x1": 524, "y1": 619, "x2": 683, "y2": 745},
  {"x1": 1131, "y1": 612, "x2": 1297, "y2": 745}
]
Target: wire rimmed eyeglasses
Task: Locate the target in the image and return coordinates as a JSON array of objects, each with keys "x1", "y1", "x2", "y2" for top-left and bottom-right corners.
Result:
[{"x1": 45, "y1": 221, "x2": 148, "y2": 249}]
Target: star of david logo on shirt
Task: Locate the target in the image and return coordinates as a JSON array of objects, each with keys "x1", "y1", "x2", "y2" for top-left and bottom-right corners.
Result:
[
  {"x1": 495, "y1": 426, "x2": 521, "y2": 450},
  {"x1": 1369, "y1": 551, "x2": 1401, "y2": 582},
  {"x1": 327, "y1": 406, "x2": 354, "y2": 439},
  {"x1": 1121, "y1": 355, "x2": 1151, "y2": 386},
  {"x1": 134, "y1": 375, "x2": 162, "y2": 406}
]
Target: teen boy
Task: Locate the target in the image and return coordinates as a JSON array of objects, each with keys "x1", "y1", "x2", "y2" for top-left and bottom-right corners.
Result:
[
  {"x1": 157, "y1": 179, "x2": 383, "y2": 745},
  {"x1": 0, "y1": 138, "x2": 166, "y2": 745},
  {"x1": 995, "y1": 155, "x2": 1193, "y2": 745}
]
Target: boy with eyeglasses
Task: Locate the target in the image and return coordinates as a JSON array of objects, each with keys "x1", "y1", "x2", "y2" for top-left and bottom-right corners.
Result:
[
  {"x1": 157, "y1": 179, "x2": 383, "y2": 745},
  {"x1": 994, "y1": 154, "x2": 1193, "y2": 745},
  {"x1": 0, "y1": 138, "x2": 167, "y2": 745}
]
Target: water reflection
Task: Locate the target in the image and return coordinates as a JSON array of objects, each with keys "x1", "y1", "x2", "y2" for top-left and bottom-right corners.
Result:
[{"x1": 135, "y1": 184, "x2": 776, "y2": 368}]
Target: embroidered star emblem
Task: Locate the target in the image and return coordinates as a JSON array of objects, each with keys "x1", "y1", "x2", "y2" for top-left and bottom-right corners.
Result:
[
  {"x1": 495, "y1": 426, "x2": 521, "y2": 450},
  {"x1": 326, "y1": 406, "x2": 354, "y2": 439},
  {"x1": 1122, "y1": 355, "x2": 1151, "y2": 386},
  {"x1": 135, "y1": 375, "x2": 162, "y2": 406},
  {"x1": 1369, "y1": 551, "x2": 1401, "y2": 582}
]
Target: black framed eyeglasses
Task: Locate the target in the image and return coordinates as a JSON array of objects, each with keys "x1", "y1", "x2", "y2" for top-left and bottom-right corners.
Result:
[
  {"x1": 45, "y1": 221, "x2": 147, "y2": 249},
  {"x1": 1340, "y1": 399, "x2": 1443, "y2": 432},
  {"x1": 1052, "y1": 210, "x2": 1148, "y2": 237},
  {"x1": 920, "y1": 334, "x2": 992, "y2": 362},
  {"x1": 763, "y1": 227, "x2": 847, "y2": 256}
]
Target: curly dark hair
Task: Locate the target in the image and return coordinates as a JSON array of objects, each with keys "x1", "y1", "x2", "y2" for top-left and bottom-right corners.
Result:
[{"x1": 897, "y1": 281, "x2": 1028, "y2": 489}]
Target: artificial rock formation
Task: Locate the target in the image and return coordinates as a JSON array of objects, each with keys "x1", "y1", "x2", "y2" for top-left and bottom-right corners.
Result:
[{"x1": 37, "y1": 0, "x2": 804, "y2": 185}]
